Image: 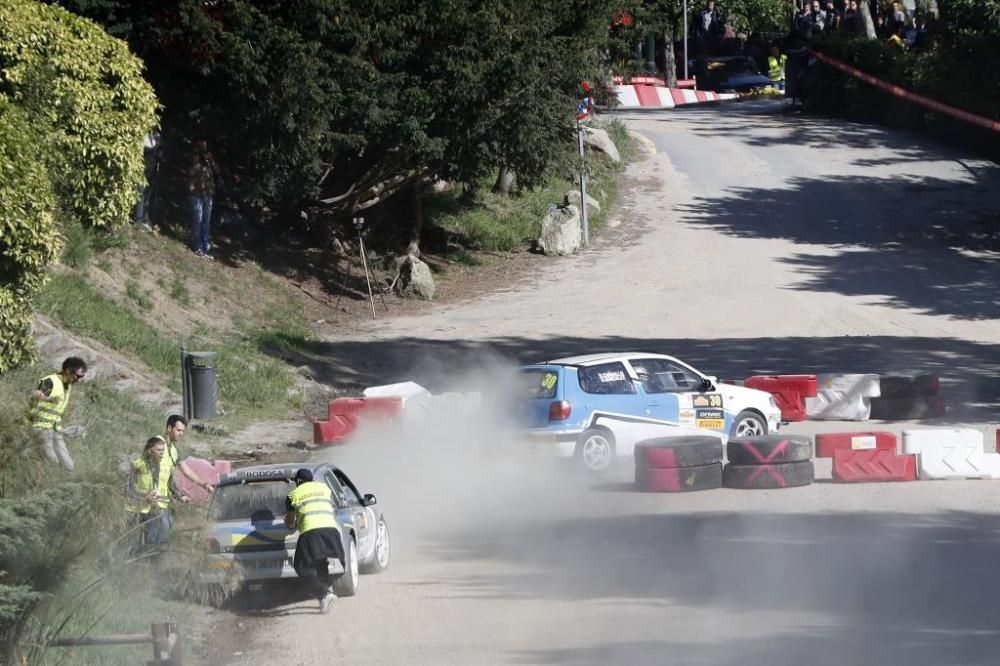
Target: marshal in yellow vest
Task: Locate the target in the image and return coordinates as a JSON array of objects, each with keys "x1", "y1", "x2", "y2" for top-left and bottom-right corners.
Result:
[
  {"x1": 287, "y1": 481, "x2": 339, "y2": 534},
  {"x1": 31, "y1": 373, "x2": 72, "y2": 430}
]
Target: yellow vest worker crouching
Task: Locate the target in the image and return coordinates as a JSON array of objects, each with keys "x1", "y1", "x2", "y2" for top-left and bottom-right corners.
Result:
[{"x1": 285, "y1": 469, "x2": 345, "y2": 613}]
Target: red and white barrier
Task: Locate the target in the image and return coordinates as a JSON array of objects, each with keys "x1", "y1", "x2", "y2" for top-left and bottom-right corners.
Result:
[
  {"x1": 832, "y1": 449, "x2": 917, "y2": 483},
  {"x1": 901, "y1": 429, "x2": 1000, "y2": 479},
  {"x1": 805, "y1": 374, "x2": 881, "y2": 421},
  {"x1": 815, "y1": 431, "x2": 897, "y2": 458},
  {"x1": 613, "y1": 84, "x2": 737, "y2": 109},
  {"x1": 744, "y1": 375, "x2": 817, "y2": 422}
]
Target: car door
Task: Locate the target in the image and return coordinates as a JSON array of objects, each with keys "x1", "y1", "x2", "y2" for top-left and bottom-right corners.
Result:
[
  {"x1": 576, "y1": 361, "x2": 647, "y2": 454},
  {"x1": 628, "y1": 357, "x2": 727, "y2": 434},
  {"x1": 332, "y1": 469, "x2": 375, "y2": 558}
]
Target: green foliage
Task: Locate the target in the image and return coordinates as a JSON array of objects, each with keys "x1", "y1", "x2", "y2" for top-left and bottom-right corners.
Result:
[
  {"x1": 61, "y1": 221, "x2": 93, "y2": 269},
  {"x1": 0, "y1": 0, "x2": 158, "y2": 230},
  {"x1": 169, "y1": 275, "x2": 190, "y2": 306},
  {"x1": 56, "y1": 0, "x2": 616, "y2": 227},
  {"x1": 807, "y1": 11, "x2": 1000, "y2": 153},
  {"x1": 0, "y1": 100, "x2": 60, "y2": 373}
]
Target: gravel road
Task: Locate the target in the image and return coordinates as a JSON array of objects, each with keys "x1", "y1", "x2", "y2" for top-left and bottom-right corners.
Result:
[{"x1": 207, "y1": 102, "x2": 1000, "y2": 666}]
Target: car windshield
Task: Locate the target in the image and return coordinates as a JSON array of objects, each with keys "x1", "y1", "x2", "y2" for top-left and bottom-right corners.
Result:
[
  {"x1": 209, "y1": 480, "x2": 294, "y2": 522},
  {"x1": 520, "y1": 369, "x2": 559, "y2": 399}
]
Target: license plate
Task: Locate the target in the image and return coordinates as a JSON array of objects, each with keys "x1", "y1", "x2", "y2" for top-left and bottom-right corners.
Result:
[{"x1": 242, "y1": 558, "x2": 289, "y2": 570}]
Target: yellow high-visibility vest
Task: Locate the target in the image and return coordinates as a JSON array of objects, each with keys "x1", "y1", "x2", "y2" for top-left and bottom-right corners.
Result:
[
  {"x1": 31, "y1": 373, "x2": 71, "y2": 430},
  {"x1": 129, "y1": 458, "x2": 172, "y2": 513},
  {"x1": 287, "y1": 481, "x2": 339, "y2": 534},
  {"x1": 768, "y1": 54, "x2": 788, "y2": 81}
]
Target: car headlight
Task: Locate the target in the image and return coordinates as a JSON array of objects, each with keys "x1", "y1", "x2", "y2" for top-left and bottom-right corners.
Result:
[{"x1": 768, "y1": 396, "x2": 779, "y2": 409}]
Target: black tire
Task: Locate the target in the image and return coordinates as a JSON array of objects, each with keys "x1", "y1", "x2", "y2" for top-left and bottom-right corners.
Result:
[
  {"x1": 877, "y1": 375, "x2": 940, "y2": 399},
  {"x1": 729, "y1": 410, "x2": 768, "y2": 439},
  {"x1": 332, "y1": 535, "x2": 359, "y2": 597},
  {"x1": 723, "y1": 461, "x2": 814, "y2": 489},
  {"x1": 726, "y1": 435, "x2": 813, "y2": 465},
  {"x1": 360, "y1": 515, "x2": 390, "y2": 574},
  {"x1": 576, "y1": 428, "x2": 616, "y2": 472},
  {"x1": 634, "y1": 436, "x2": 723, "y2": 468},
  {"x1": 636, "y1": 463, "x2": 723, "y2": 492}
]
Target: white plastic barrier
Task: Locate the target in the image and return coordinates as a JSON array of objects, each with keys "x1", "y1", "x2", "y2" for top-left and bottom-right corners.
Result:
[
  {"x1": 363, "y1": 381, "x2": 431, "y2": 405},
  {"x1": 902, "y1": 429, "x2": 998, "y2": 479},
  {"x1": 804, "y1": 374, "x2": 881, "y2": 421},
  {"x1": 362, "y1": 383, "x2": 482, "y2": 421},
  {"x1": 902, "y1": 428, "x2": 984, "y2": 454}
]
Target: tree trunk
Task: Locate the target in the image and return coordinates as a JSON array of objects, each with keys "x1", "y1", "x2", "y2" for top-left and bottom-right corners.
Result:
[
  {"x1": 492, "y1": 167, "x2": 516, "y2": 196},
  {"x1": 663, "y1": 24, "x2": 678, "y2": 87},
  {"x1": 859, "y1": 0, "x2": 877, "y2": 38},
  {"x1": 406, "y1": 186, "x2": 423, "y2": 257}
]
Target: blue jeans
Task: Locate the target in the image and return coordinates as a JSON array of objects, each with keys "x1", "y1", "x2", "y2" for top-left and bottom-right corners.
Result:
[{"x1": 190, "y1": 193, "x2": 214, "y2": 253}]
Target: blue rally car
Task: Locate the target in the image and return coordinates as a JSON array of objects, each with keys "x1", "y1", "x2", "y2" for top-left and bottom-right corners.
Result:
[{"x1": 519, "y1": 352, "x2": 782, "y2": 472}]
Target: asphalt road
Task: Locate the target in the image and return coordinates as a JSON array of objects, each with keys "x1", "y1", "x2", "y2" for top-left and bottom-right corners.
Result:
[{"x1": 209, "y1": 102, "x2": 1000, "y2": 666}]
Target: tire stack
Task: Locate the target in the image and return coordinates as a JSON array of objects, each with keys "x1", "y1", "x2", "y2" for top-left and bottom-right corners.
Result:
[
  {"x1": 723, "y1": 435, "x2": 814, "y2": 489},
  {"x1": 634, "y1": 436, "x2": 724, "y2": 492}
]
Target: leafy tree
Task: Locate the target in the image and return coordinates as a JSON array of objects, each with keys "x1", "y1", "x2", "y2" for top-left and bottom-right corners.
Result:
[{"x1": 53, "y1": 0, "x2": 616, "y2": 251}]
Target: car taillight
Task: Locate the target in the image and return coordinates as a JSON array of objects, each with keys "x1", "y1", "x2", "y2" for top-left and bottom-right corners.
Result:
[
  {"x1": 548, "y1": 400, "x2": 571, "y2": 421},
  {"x1": 206, "y1": 537, "x2": 222, "y2": 554}
]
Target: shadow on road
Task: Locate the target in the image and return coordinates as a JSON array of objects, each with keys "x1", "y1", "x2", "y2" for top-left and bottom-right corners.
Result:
[
  {"x1": 276, "y1": 334, "x2": 1000, "y2": 422},
  {"x1": 429, "y1": 510, "x2": 1000, "y2": 665}
]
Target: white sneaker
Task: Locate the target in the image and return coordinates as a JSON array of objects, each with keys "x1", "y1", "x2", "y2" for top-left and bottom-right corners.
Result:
[{"x1": 319, "y1": 590, "x2": 336, "y2": 614}]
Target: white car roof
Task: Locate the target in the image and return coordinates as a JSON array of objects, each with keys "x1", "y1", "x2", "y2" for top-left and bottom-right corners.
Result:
[{"x1": 546, "y1": 352, "x2": 684, "y2": 367}]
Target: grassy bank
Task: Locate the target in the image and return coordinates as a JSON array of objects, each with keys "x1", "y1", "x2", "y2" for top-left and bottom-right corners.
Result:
[{"x1": 427, "y1": 118, "x2": 633, "y2": 252}]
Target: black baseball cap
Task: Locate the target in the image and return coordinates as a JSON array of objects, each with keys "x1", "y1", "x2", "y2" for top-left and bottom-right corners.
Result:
[{"x1": 294, "y1": 468, "x2": 313, "y2": 482}]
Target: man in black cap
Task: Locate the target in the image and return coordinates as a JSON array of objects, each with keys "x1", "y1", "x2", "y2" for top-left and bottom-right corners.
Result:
[{"x1": 284, "y1": 468, "x2": 345, "y2": 613}]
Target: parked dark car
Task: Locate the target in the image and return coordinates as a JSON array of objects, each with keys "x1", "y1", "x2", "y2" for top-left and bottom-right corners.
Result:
[{"x1": 689, "y1": 56, "x2": 775, "y2": 93}]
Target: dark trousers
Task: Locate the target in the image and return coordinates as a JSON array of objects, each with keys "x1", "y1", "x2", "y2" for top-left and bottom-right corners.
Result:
[{"x1": 293, "y1": 528, "x2": 345, "y2": 600}]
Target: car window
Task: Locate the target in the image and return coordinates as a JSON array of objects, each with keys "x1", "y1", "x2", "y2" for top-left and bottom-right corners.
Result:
[
  {"x1": 578, "y1": 362, "x2": 637, "y2": 395},
  {"x1": 630, "y1": 358, "x2": 703, "y2": 394},
  {"x1": 209, "y1": 481, "x2": 292, "y2": 521},
  {"x1": 334, "y1": 470, "x2": 363, "y2": 506},
  {"x1": 325, "y1": 472, "x2": 349, "y2": 508},
  {"x1": 520, "y1": 369, "x2": 559, "y2": 399}
]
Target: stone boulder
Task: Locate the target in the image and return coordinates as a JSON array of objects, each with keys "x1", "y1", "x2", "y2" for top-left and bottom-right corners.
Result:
[
  {"x1": 400, "y1": 255, "x2": 436, "y2": 300},
  {"x1": 583, "y1": 127, "x2": 621, "y2": 163},
  {"x1": 564, "y1": 190, "x2": 601, "y2": 217},
  {"x1": 538, "y1": 205, "x2": 581, "y2": 256}
]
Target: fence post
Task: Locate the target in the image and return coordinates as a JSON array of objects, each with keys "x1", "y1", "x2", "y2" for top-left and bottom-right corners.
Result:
[{"x1": 148, "y1": 622, "x2": 181, "y2": 666}]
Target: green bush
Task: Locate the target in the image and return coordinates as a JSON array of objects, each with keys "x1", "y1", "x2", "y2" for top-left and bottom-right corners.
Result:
[
  {"x1": 0, "y1": 0, "x2": 159, "y2": 230},
  {"x1": 0, "y1": 101, "x2": 60, "y2": 372}
]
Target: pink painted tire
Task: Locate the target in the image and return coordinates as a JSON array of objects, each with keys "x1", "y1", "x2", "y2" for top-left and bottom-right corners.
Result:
[{"x1": 636, "y1": 463, "x2": 723, "y2": 492}]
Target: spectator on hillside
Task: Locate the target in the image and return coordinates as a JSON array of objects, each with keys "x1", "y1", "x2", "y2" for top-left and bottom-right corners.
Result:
[
  {"x1": 824, "y1": 1, "x2": 842, "y2": 31},
  {"x1": 841, "y1": 0, "x2": 862, "y2": 34},
  {"x1": 810, "y1": 0, "x2": 827, "y2": 32},
  {"x1": 133, "y1": 131, "x2": 161, "y2": 231},
  {"x1": 187, "y1": 138, "x2": 219, "y2": 259},
  {"x1": 694, "y1": 0, "x2": 722, "y2": 38},
  {"x1": 794, "y1": 3, "x2": 815, "y2": 39},
  {"x1": 888, "y1": 25, "x2": 907, "y2": 49}
]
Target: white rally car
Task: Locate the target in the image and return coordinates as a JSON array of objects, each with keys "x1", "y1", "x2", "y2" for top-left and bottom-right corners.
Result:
[{"x1": 518, "y1": 352, "x2": 783, "y2": 471}]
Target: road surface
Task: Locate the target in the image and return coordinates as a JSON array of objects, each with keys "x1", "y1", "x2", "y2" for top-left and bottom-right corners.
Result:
[{"x1": 206, "y1": 102, "x2": 1000, "y2": 666}]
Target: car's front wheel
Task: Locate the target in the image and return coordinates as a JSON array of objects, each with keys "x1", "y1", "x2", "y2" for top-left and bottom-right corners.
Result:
[
  {"x1": 360, "y1": 516, "x2": 390, "y2": 574},
  {"x1": 729, "y1": 411, "x2": 767, "y2": 439},
  {"x1": 332, "y1": 535, "x2": 359, "y2": 597},
  {"x1": 576, "y1": 428, "x2": 615, "y2": 472}
]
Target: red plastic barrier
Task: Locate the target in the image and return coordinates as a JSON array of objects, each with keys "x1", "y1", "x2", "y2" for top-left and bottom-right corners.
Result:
[
  {"x1": 815, "y1": 431, "x2": 897, "y2": 458},
  {"x1": 176, "y1": 457, "x2": 232, "y2": 505},
  {"x1": 832, "y1": 449, "x2": 917, "y2": 483},
  {"x1": 313, "y1": 396, "x2": 404, "y2": 446},
  {"x1": 744, "y1": 375, "x2": 818, "y2": 422}
]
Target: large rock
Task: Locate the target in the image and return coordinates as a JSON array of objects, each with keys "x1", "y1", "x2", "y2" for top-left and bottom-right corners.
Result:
[
  {"x1": 583, "y1": 127, "x2": 621, "y2": 163},
  {"x1": 538, "y1": 205, "x2": 581, "y2": 256},
  {"x1": 565, "y1": 190, "x2": 601, "y2": 217},
  {"x1": 400, "y1": 255, "x2": 436, "y2": 300}
]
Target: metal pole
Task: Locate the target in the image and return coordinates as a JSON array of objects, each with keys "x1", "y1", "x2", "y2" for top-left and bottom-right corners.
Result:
[
  {"x1": 355, "y1": 219, "x2": 377, "y2": 320},
  {"x1": 683, "y1": 0, "x2": 689, "y2": 81},
  {"x1": 577, "y1": 122, "x2": 589, "y2": 247}
]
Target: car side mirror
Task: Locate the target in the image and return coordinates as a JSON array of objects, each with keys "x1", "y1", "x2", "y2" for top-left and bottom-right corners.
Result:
[
  {"x1": 702, "y1": 377, "x2": 717, "y2": 392},
  {"x1": 363, "y1": 493, "x2": 377, "y2": 507}
]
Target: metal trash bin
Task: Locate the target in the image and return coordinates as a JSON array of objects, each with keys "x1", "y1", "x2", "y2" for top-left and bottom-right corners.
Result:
[{"x1": 182, "y1": 350, "x2": 218, "y2": 420}]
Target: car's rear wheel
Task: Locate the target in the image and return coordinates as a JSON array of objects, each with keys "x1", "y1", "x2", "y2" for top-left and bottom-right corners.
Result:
[
  {"x1": 729, "y1": 411, "x2": 767, "y2": 439},
  {"x1": 360, "y1": 516, "x2": 390, "y2": 574},
  {"x1": 576, "y1": 428, "x2": 615, "y2": 472},
  {"x1": 332, "y1": 535, "x2": 359, "y2": 597}
]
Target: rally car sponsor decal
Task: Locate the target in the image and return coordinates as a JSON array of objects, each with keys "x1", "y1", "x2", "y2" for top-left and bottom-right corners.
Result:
[
  {"x1": 692, "y1": 394, "x2": 724, "y2": 409},
  {"x1": 679, "y1": 409, "x2": 696, "y2": 425},
  {"x1": 695, "y1": 408, "x2": 725, "y2": 430},
  {"x1": 597, "y1": 370, "x2": 626, "y2": 383}
]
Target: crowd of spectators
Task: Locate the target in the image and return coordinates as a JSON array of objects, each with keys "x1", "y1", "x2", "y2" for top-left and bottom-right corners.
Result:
[{"x1": 790, "y1": 0, "x2": 938, "y2": 49}]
